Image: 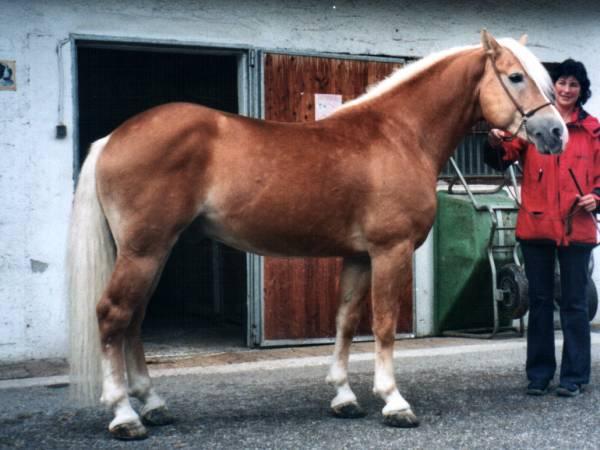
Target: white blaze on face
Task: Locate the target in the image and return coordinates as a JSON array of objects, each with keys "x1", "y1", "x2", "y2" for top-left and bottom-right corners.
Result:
[{"x1": 498, "y1": 38, "x2": 569, "y2": 148}]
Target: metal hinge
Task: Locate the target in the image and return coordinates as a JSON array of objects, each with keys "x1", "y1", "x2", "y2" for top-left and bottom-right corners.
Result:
[
  {"x1": 250, "y1": 323, "x2": 259, "y2": 346},
  {"x1": 249, "y1": 49, "x2": 256, "y2": 68}
]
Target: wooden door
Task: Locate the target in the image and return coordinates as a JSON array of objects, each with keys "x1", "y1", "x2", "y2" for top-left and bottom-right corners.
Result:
[{"x1": 262, "y1": 53, "x2": 413, "y2": 343}]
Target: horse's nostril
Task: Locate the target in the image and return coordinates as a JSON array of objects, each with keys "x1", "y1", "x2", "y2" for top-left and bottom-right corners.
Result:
[{"x1": 552, "y1": 127, "x2": 562, "y2": 138}]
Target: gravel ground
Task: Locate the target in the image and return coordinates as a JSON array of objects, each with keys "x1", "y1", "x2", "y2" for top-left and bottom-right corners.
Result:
[{"x1": 0, "y1": 334, "x2": 599, "y2": 449}]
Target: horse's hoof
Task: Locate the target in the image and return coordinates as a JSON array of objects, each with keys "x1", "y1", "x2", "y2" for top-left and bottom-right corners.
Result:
[
  {"x1": 109, "y1": 421, "x2": 148, "y2": 440},
  {"x1": 331, "y1": 402, "x2": 367, "y2": 419},
  {"x1": 142, "y1": 406, "x2": 175, "y2": 426},
  {"x1": 383, "y1": 409, "x2": 420, "y2": 428}
]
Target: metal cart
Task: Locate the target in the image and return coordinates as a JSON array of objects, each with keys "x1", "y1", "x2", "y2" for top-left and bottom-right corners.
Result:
[
  {"x1": 438, "y1": 157, "x2": 598, "y2": 338},
  {"x1": 437, "y1": 157, "x2": 527, "y2": 338}
]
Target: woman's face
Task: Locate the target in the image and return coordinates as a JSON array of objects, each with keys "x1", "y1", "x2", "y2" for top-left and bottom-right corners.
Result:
[{"x1": 554, "y1": 75, "x2": 581, "y2": 110}]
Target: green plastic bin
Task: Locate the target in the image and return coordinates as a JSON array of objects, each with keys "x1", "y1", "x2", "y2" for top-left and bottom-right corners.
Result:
[{"x1": 434, "y1": 190, "x2": 518, "y2": 334}]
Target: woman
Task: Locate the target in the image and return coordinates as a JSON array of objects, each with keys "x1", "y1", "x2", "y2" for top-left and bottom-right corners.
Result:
[{"x1": 488, "y1": 59, "x2": 600, "y2": 397}]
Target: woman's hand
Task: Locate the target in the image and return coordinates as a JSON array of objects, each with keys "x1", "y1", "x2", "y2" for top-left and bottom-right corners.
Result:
[
  {"x1": 577, "y1": 194, "x2": 598, "y2": 212},
  {"x1": 488, "y1": 129, "x2": 507, "y2": 149}
]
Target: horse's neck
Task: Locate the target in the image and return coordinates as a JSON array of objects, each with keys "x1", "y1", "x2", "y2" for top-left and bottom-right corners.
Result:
[{"x1": 372, "y1": 49, "x2": 486, "y2": 173}]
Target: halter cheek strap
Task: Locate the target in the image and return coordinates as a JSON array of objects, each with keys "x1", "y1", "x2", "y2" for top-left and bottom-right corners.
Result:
[{"x1": 487, "y1": 53, "x2": 553, "y2": 141}]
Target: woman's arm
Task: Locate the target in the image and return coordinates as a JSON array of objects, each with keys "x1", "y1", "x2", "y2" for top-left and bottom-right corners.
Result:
[
  {"x1": 485, "y1": 129, "x2": 528, "y2": 169},
  {"x1": 585, "y1": 134, "x2": 600, "y2": 212}
]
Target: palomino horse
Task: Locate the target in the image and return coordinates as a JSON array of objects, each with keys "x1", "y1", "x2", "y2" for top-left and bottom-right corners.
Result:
[{"x1": 68, "y1": 31, "x2": 566, "y2": 439}]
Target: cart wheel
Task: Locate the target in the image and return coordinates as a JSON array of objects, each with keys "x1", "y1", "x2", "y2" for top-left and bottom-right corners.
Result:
[{"x1": 498, "y1": 263, "x2": 529, "y2": 319}]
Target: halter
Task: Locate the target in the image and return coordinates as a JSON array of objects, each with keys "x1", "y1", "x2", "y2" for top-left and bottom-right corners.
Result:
[{"x1": 487, "y1": 52, "x2": 553, "y2": 141}]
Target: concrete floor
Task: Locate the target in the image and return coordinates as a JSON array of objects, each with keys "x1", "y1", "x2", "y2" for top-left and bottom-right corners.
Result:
[
  {"x1": 2, "y1": 325, "x2": 598, "y2": 382},
  {"x1": 142, "y1": 321, "x2": 247, "y2": 363},
  {"x1": 1, "y1": 332, "x2": 600, "y2": 449},
  {"x1": 0, "y1": 332, "x2": 520, "y2": 382}
]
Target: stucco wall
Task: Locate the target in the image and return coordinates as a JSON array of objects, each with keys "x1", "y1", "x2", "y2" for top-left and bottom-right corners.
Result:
[{"x1": 1, "y1": 0, "x2": 599, "y2": 361}]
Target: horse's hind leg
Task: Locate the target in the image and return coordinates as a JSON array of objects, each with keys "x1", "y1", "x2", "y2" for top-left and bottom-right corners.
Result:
[
  {"x1": 125, "y1": 306, "x2": 174, "y2": 427},
  {"x1": 96, "y1": 251, "x2": 168, "y2": 440},
  {"x1": 370, "y1": 242, "x2": 419, "y2": 427},
  {"x1": 326, "y1": 255, "x2": 371, "y2": 418}
]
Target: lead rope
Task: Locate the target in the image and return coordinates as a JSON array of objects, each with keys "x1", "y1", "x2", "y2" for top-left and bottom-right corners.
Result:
[{"x1": 503, "y1": 168, "x2": 600, "y2": 234}]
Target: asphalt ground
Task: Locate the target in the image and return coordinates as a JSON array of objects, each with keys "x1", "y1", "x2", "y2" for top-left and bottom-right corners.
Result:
[{"x1": 1, "y1": 333, "x2": 599, "y2": 449}]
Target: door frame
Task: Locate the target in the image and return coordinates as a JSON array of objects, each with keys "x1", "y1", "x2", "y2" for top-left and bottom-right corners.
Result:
[{"x1": 70, "y1": 34, "x2": 261, "y2": 346}]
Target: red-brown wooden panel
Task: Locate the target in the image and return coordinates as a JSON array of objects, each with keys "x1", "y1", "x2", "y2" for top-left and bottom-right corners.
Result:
[{"x1": 263, "y1": 53, "x2": 412, "y2": 341}]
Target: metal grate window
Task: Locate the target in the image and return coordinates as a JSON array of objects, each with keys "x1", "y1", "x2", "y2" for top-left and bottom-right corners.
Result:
[{"x1": 440, "y1": 121, "x2": 502, "y2": 178}]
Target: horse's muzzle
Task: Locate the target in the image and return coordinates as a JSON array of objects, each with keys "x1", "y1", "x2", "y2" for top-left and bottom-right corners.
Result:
[{"x1": 528, "y1": 116, "x2": 568, "y2": 155}]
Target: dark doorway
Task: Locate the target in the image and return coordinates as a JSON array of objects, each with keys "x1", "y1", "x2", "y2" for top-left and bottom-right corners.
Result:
[{"x1": 76, "y1": 42, "x2": 248, "y2": 357}]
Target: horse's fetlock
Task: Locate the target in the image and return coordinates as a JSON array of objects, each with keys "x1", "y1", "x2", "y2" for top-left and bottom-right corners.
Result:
[
  {"x1": 326, "y1": 363, "x2": 348, "y2": 386},
  {"x1": 128, "y1": 379, "x2": 152, "y2": 400},
  {"x1": 140, "y1": 390, "x2": 167, "y2": 414},
  {"x1": 373, "y1": 383, "x2": 395, "y2": 398},
  {"x1": 326, "y1": 373, "x2": 347, "y2": 387},
  {"x1": 101, "y1": 389, "x2": 127, "y2": 408}
]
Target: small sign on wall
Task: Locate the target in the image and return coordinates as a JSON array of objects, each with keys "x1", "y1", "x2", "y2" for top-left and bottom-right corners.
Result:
[
  {"x1": 0, "y1": 60, "x2": 16, "y2": 91},
  {"x1": 315, "y1": 93, "x2": 343, "y2": 120}
]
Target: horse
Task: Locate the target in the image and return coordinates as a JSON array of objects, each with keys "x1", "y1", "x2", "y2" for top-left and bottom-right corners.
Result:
[{"x1": 67, "y1": 30, "x2": 567, "y2": 440}]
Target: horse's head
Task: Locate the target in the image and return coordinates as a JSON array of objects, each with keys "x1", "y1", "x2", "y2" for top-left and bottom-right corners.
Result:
[{"x1": 479, "y1": 30, "x2": 567, "y2": 155}]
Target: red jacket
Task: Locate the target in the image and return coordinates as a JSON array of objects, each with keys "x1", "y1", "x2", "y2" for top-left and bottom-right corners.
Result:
[{"x1": 501, "y1": 108, "x2": 600, "y2": 246}]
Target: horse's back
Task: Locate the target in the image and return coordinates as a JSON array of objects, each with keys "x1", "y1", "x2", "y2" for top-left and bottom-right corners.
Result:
[
  {"x1": 94, "y1": 102, "x2": 376, "y2": 255},
  {"x1": 94, "y1": 101, "x2": 434, "y2": 257}
]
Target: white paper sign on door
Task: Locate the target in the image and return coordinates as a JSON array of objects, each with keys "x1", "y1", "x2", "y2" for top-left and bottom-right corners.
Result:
[{"x1": 314, "y1": 93, "x2": 343, "y2": 120}]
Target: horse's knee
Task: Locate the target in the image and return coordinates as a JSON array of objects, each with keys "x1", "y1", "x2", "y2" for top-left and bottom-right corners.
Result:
[
  {"x1": 96, "y1": 297, "x2": 135, "y2": 343},
  {"x1": 372, "y1": 316, "x2": 397, "y2": 347},
  {"x1": 373, "y1": 331, "x2": 395, "y2": 348}
]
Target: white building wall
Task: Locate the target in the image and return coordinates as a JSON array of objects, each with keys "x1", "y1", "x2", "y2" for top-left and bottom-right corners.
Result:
[{"x1": 1, "y1": 0, "x2": 599, "y2": 361}]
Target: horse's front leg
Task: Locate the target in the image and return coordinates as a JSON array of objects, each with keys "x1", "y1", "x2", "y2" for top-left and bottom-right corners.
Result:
[
  {"x1": 96, "y1": 253, "x2": 166, "y2": 440},
  {"x1": 370, "y1": 242, "x2": 419, "y2": 427},
  {"x1": 326, "y1": 255, "x2": 371, "y2": 418}
]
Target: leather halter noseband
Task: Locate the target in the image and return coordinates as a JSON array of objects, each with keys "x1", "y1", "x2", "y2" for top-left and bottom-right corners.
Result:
[{"x1": 487, "y1": 52, "x2": 553, "y2": 141}]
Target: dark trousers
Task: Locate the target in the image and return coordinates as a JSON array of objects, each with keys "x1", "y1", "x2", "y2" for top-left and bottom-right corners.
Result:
[{"x1": 521, "y1": 243, "x2": 592, "y2": 386}]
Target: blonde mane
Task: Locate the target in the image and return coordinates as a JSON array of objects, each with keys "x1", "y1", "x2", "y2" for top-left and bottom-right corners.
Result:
[
  {"x1": 497, "y1": 37, "x2": 554, "y2": 100},
  {"x1": 337, "y1": 37, "x2": 553, "y2": 111}
]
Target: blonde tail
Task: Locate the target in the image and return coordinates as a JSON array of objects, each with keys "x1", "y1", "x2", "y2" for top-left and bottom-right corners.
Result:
[{"x1": 67, "y1": 135, "x2": 115, "y2": 405}]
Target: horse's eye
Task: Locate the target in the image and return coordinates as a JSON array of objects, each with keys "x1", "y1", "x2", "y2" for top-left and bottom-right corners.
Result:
[{"x1": 508, "y1": 73, "x2": 524, "y2": 83}]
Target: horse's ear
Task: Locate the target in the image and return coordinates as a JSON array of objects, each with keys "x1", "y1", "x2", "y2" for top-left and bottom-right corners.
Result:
[
  {"x1": 481, "y1": 29, "x2": 501, "y2": 59},
  {"x1": 518, "y1": 34, "x2": 528, "y2": 46}
]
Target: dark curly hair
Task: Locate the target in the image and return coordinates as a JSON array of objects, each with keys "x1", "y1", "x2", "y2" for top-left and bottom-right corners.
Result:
[{"x1": 551, "y1": 59, "x2": 592, "y2": 106}]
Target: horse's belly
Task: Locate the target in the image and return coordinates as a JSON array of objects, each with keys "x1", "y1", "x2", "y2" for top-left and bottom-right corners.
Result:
[{"x1": 195, "y1": 214, "x2": 366, "y2": 258}]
